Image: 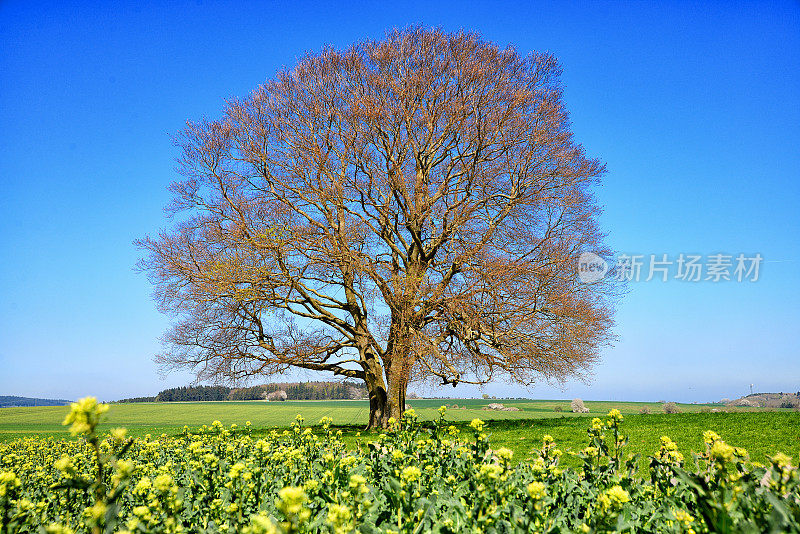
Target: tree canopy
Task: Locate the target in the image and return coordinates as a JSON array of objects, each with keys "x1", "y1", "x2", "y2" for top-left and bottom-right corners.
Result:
[{"x1": 138, "y1": 27, "x2": 617, "y2": 428}]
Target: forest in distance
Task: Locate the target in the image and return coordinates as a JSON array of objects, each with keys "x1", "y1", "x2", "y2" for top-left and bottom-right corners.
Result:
[{"x1": 113, "y1": 381, "x2": 368, "y2": 403}]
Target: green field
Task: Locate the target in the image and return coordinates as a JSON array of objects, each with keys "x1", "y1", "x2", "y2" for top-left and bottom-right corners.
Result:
[
  {"x1": 2, "y1": 398, "x2": 798, "y2": 471},
  {"x1": 0, "y1": 398, "x2": 712, "y2": 440}
]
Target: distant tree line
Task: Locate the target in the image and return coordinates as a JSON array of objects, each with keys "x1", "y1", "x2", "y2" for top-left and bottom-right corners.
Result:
[
  {"x1": 113, "y1": 381, "x2": 367, "y2": 403},
  {"x1": 155, "y1": 386, "x2": 231, "y2": 402},
  {"x1": 229, "y1": 381, "x2": 367, "y2": 401},
  {"x1": 0, "y1": 396, "x2": 72, "y2": 408},
  {"x1": 114, "y1": 396, "x2": 157, "y2": 403}
]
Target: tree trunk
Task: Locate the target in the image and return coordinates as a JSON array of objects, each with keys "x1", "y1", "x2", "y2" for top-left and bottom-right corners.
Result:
[
  {"x1": 364, "y1": 359, "x2": 410, "y2": 429},
  {"x1": 386, "y1": 371, "x2": 406, "y2": 422},
  {"x1": 364, "y1": 362, "x2": 411, "y2": 429},
  {"x1": 367, "y1": 385, "x2": 388, "y2": 429},
  {"x1": 363, "y1": 351, "x2": 390, "y2": 430}
]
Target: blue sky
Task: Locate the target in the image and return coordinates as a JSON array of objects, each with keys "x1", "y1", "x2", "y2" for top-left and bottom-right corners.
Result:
[{"x1": 1, "y1": 1, "x2": 798, "y2": 403}]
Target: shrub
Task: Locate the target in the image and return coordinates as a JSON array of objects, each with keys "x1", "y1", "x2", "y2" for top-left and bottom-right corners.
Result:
[
  {"x1": 571, "y1": 398, "x2": 590, "y2": 413},
  {"x1": 639, "y1": 406, "x2": 650, "y2": 415},
  {"x1": 663, "y1": 402, "x2": 681, "y2": 414},
  {"x1": 265, "y1": 390, "x2": 288, "y2": 402},
  {"x1": 553, "y1": 405, "x2": 563, "y2": 412}
]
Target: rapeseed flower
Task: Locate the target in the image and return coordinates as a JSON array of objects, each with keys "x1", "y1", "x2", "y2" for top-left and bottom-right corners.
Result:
[
  {"x1": 527, "y1": 481, "x2": 546, "y2": 500},
  {"x1": 62, "y1": 397, "x2": 109, "y2": 436},
  {"x1": 276, "y1": 486, "x2": 310, "y2": 522},
  {"x1": 470, "y1": 419, "x2": 485, "y2": 432},
  {"x1": 598, "y1": 485, "x2": 630, "y2": 513},
  {"x1": 401, "y1": 466, "x2": 422, "y2": 483}
]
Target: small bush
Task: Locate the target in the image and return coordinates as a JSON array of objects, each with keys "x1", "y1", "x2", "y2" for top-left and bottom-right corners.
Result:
[
  {"x1": 571, "y1": 398, "x2": 590, "y2": 413},
  {"x1": 639, "y1": 406, "x2": 650, "y2": 415},
  {"x1": 663, "y1": 402, "x2": 681, "y2": 414},
  {"x1": 265, "y1": 390, "x2": 288, "y2": 402},
  {"x1": 553, "y1": 405, "x2": 563, "y2": 412}
]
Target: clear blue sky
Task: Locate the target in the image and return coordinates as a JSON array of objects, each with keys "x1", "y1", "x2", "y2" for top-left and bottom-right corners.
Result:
[{"x1": 1, "y1": 1, "x2": 798, "y2": 403}]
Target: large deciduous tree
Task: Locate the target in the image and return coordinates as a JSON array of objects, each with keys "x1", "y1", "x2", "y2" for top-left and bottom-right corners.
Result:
[{"x1": 138, "y1": 28, "x2": 616, "y2": 428}]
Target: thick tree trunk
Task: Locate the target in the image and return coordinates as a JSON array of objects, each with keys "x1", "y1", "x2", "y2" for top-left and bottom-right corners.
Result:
[
  {"x1": 364, "y1": 359, "x2": 409, "y2": 429},
  {"x1": 365, "y1": 376, "x2": 407, "y2": 429},
  {"x1": 363, "y1": 350, "x2": 391, "y2": 430},
  {"x1": 386, "y1": 371, "x2": 406, "y2": 421},
  {"x1": 362, "y1": 324, "x2": 412, "y2": 429},
  {"x1": 367, "y1": 386, "x2": 388, "y2": 429}
]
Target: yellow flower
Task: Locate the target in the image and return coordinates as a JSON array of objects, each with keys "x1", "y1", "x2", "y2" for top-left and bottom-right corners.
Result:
[
  {"x1": 479, "y1": 464, "x2": 503, "y2": 480},
  {"x1": 469, "y1": 419, "x2": 485, "y2": 432},
  {"x1": 598, "y1": 485, "x2": 630, "y2": 513},
  {"x1": 402, "y1": 408, "x2": 417, "y2": 419},
  {"x1": 660, "y1": 436, "x2": 677, "y2": 450},
  {"x1": 134, "y1": 477, "x2": 151, "y2": 495},
  {"x1": 153, "y1": 473, "x2": 174, "y2": 492},
  {"x1": 674, "y1": 509, "x2": 694, "y2": 525},
  {"x1": 228, "y1": 462, "x2": 246, "y2": 479},
  {"x1": 326, "y1": 503, "x2": 352, "y2": 527},
  {"x1": 276, "y1": 486, "x2": 310, "y2": 522},
  {"x1": 62, "y1": 396, "x2": 109, "y2": 436},
  {"x1": 349, "y1": 474, "x2": 367, "y2": 493},
  {"x1": 607, "y1": 409, "x2": 623, "y2": 423},
  {"x1": 54, "y1": 456, "x2": 74, "y2": 473},
  {"x1": 0, "y1": 471, "x2": 21, "y2": 497},
  {"x1": 115, "y1": 459, "x2": 135, "y2": 478},
  {"x1": 401, "y1": 466, "x2": 422, "y2": 483},
  {"x1": 85, "y1": 502, "x2": 107, "y2": 522},
  {"x1": 771, "y1": 452, "x2": 793, "y2": 470},
  {"x1": 243, "y1": 513, "x2": 278, "y2": 534},
  {"x1": 495, "y1": 447, "x2": 513, "y2": 462},
  {"x1": 710, "y1": 441, "x2": 734, "y2": 463},
  {"x1": 703, "y1": 430, "x2": 721, "y2": 444},
  {"x1": 527, "y1": 481, "x2": 546, "y2": 500}
]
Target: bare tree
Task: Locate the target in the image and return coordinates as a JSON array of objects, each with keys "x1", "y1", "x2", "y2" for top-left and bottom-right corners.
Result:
[{"x1": 137, "y1": 27, "x2": 617, "y2": 428}]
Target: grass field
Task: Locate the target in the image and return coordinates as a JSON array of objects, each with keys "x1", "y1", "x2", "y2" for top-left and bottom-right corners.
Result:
[
  {"x1": 2, "y1": 398, "x2": 797, "y2": 472},
  {"x1": 0, "y1": 398, "x2": 713, "y2": 440}
]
